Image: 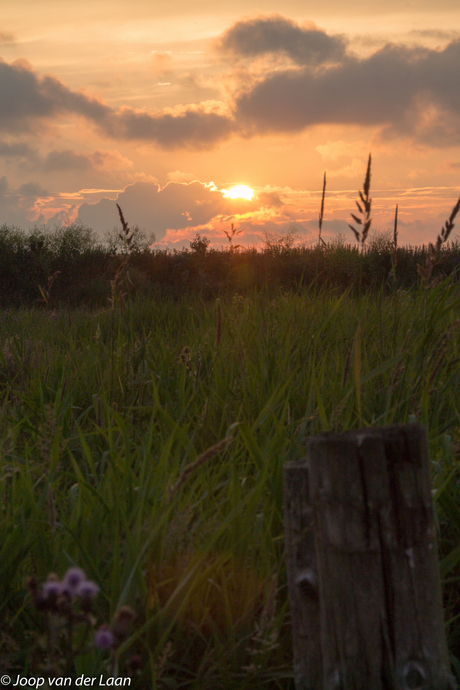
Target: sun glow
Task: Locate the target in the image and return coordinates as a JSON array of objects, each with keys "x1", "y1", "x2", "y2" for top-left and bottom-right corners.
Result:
[{"x1": 221, "y1": 184, "x2": 254, "y2": 200}]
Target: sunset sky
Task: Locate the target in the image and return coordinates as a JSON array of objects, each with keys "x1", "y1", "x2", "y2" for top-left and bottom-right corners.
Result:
[{"x1": 2, "y1": 0, "x2": 460, "y2": 249}]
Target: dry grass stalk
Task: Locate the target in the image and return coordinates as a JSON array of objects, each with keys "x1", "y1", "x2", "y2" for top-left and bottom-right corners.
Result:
[
  {"x1": 167, "y1": 436, "x2": 233, "y2": 502},
  {"x1": 318, "y1": 171, "x2": 327, "y2": 247},
  {"x1": 349, "y1": 154, "x2": 372, "y2": 252},
  {"x1": 417, "y1": 196, "x2": 460, "y2": 287},
  {"x1": 393, "y1": 204, "x2": 398, "y2": 255},
  {"x1": 108, "y1": 204, "x2": 134, "y2": 309},
  {"x1": 117, "y1": 203, "x2": 135, "y2": 251},
  {"x1": 392, "y1": 204, "x2": 398, "y2": 280},
  {"x1": 223, "y1": 223, "x2": 242, "y2": 251}
]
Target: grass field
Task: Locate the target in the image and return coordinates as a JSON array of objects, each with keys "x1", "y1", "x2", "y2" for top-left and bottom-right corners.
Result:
[{"x1": 2, "y1": 278, "x2": 460, "y2": 687}]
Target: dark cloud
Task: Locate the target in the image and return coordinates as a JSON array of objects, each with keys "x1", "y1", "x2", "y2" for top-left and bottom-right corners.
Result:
[
  {"x1": 105, "y1": 106, "x2": 235, "y2": 148},
  {"x1": 233, "y1": 39, "x2": 460, "y2": 146},
  {"x1": 43, "y1": 149, "x2": 92, "y2": 172},
  {"x1": 0, "y1": 58, "x2": 233, "y2": 148},
  {"x1": 216, "y1": 15, "x2": 347, "y2": 66},
  {"x1": 18, "y1": 181, "x2": 49, "y2": 197},
  {"x1": 0, "y1": 175, "x2": 8, "y2": 195},
  {"x1": 0, "y1": 140, "x2": 36, "y2": 159},
  {"x1": 0, "y1": 58, "x2": 111, "y2": 133}
]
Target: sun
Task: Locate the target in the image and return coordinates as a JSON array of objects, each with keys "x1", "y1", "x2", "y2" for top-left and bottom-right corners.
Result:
[{"x1": 221, "y1": 185, "x2": 254, "y2": 200}]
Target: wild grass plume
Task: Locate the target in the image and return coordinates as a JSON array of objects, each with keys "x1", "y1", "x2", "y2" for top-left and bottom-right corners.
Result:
[
  {"x1": 392, "y1": 204, "x2": 399, "y2": 283},
  {"x1": 223, "y1": 222, "x2": 243, "y2": 251},
  {"x1": 108, "y1": 204, "x2": 136, "y2": 309},
  {"x1": 318, "y1": 171, "x2": 327, "y2": 248},
  {"x1": 349, "y1": 153, "x2": 372, "y2": 252},
  {"x1": 417, "y1": 195, "x2": 460, "y2": 287}
]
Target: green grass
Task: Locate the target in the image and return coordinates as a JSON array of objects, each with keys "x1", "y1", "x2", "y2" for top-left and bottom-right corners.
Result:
[{"x1": 2, "y1": 279, "x2": 460, "y2": 687}]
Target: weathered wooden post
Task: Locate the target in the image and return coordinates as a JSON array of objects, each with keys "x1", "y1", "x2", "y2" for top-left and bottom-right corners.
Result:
[{"x1": 283, "y1": 423, "x2": 456, "y2": 690}]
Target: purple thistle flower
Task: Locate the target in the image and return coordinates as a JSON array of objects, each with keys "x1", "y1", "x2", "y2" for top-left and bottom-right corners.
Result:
[
  {"x1": 76, "y1": 580, "x2": 99, "y2": 599},
  {"x1": 95, "y1": 625, "x2": 115, "y2": 650},
  {"x1": 62, "y1": 567, "x2": 86, "y2": 595},
  {"x1": 42, "y1": 580, "x2": 62, "y2": 599}
]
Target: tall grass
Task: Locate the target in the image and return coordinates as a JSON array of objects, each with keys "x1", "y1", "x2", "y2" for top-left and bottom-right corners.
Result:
[
  {"x1": 4, "y1": 217, "x2": 460, "y2": 309},
  {"x1": 3, "y1": 279, "x2": 460, "y2": 685}
]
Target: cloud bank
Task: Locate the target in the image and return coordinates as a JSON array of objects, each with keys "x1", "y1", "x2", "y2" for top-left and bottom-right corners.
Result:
[
  {"x1": 2, "y1": 18, "x2": 460, "y2": 151},
  {"x1": 216, "y1": 15, "x2": 348, "y2": 66},
  {"x1": 78, "y1": 179, "x2": 260, "y2": 239}
]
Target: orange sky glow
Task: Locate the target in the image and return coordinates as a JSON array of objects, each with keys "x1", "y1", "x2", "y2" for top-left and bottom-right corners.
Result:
[{"x1": 2, "y1": 0, "x2": 460, "y2": 249}]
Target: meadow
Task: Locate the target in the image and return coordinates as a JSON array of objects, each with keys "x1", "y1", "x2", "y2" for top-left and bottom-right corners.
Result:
[{"x1": 3, "y1": 165, "x2": 460, "y2": 687}]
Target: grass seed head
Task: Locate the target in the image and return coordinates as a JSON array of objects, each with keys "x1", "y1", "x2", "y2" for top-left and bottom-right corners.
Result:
[{"x1": 348, "y1": 154, "x2": 372, "y2": 252}]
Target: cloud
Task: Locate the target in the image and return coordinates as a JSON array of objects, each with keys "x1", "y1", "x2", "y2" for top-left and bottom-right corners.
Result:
[
  {"x1": 0, "y1": 175, "x2": 8, "y2": 196},
  {"x1": 233, "y1": 39, "x2": 460, "y2": 147},
  {"x1": 77, "y1": 179, "x2": 239, "y2": 237},
  {"x1": 42, "y1": 148, "x2": 133, "y2": 173},
  {"x1": 43, "y1": 150, "x2": 92, "y2": 172},
  {"x1": 0, "y1": 175, "x2": 52, "y2": 227},
  {"x1": 76, "y1": 178, "x2": 294, "y2": 245},
  {"x1": 3, "y1": 21, "x2": 460, "y2": 152},
  {"x1": 104, "y1": 102, "x2": 235, "y2": 148},
  {"x1": 0, "y1": 57, "x2": 111, "y2": 133},
  {"x1": 0, "y1": 31, "x2": 15, "y2": 44},
  {"x1": 410, "y1": 29, "x2": 460, "y2": 42},
  {"x1": 216, "y1": 14, "x2": 348, "y2": 66},
  {"x1": 257, "y1": 191, "x2": 284, "y2": 207},
  {"x1": 0, "y1": 58, "x2": 234, "y2": 148},
  {"x1": 0, "y1": 139, "x2": 37, "y2": 159},
  {"x1": 18, "y1": 181, "x2": 49, "y2": 197}
]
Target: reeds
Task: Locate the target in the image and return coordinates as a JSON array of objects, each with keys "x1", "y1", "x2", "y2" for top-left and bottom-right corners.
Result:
[
  {"x1": 108, "y1": 204, "x2": 135, "y2": 309},
  {"x1": 223, "y1": 222, "x2": 242, "y2": 251},
  {"x1": 349, "y1": 154, "x2": 372, "y2": 252},
  {"x1": 417, "y1": 195, "x2": 460, "y2": 287},
  {"x1": 318, "y1": 171, "x2": 327, "y2": 247},
  {"x1": 392, "y1": 204, "x2": 398, "y2": 282}
]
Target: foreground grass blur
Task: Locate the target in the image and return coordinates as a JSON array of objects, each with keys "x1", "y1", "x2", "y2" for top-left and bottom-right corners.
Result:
[{"x1": 2, "y1": 280, "x2": 460, "y2": 686}]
